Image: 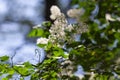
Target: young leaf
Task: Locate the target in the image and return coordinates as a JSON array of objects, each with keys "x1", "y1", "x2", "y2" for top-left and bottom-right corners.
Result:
[
  {"x1": 28, "y1": 28, "x2": 44, "y2": 37},
  {"x1": 0, "y1": 56, "x2": 9, "y2": 62}
]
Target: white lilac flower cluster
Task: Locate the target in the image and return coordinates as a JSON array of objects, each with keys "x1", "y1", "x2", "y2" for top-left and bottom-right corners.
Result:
[
  {"x1": 37, "y1": 5, "x2": 88, "y2": 46},
  {"x1": 50, "y1": 6, "x2": 61, "y2": 20},
  {"x1": 67, "y1": 8, "x2": 88, "y2": 34},
  {"x1": 37, "y1": 38, "x2": 49, "y2": 44},
  {"x1": 49, "y1": 6, "x2": 68, "y2": 44},
  {"x1": 67, "y1": 8, "x2": 85, "y2": 21}
]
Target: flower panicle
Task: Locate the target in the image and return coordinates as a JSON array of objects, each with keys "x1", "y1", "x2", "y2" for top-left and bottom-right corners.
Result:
[{"x1": 36, "y1": 5, "x2": 88, "y2": 47}]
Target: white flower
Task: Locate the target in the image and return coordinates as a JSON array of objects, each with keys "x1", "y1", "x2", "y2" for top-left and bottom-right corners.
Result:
[
  {"x1": 48, "y1": 6, "x2": 88, "y2": 46},
  {"x1": 105, "y1": 13, "x2": 116, "y2": 21},
  {"x1": 50, "y1": 5, "x2": 61, "y2": 20},
  {"x1": 37, "y1": 38, "x2": 49, "y2": 44},
  {"x1": 33, "y1": 24, "x2": 41, "y2": 28},
  {"x1": 66, "y1": 24, "x2": 73, "y2": 32},
  {"x1": 67, "y1": 8, "x2": 85, "y2": 18},
  {"x1": 49, "y1": 6, "x2": 68, "y2": 44}
]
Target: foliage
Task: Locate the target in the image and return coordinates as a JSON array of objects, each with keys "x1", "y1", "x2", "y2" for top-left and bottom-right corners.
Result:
[{"x1": 0, "y1": 0, "x2": 120, "y2": 80}]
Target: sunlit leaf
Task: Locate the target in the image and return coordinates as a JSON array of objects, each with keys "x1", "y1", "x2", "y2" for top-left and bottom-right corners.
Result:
[
  {"x1": 28, "y1": 28, "x2": 44, "y2": 37},
  {"x1": 13, "y1": 66, "x2": 33, "y2": 76},
  {"x1": 0, "y1": 56, "x2": 9, "y2": 62},
  {"x1": 2, "y1": 78, "x2": 9, "y2": 80}
]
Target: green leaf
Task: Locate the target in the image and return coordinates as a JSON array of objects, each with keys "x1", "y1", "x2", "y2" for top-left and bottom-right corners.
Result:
[
  {"x1": 0, "y1": 56, "x2": 9, "y2": 62},
  {"x1": 20, "y1": 77, "x2": 24, "y2": 80},
  {"x1": 28, "y1": 28, "x2": 44, "y2": 37},
  {"x1": 37, "y1": 44, "x2": 46, "y2": 48},
  {"x1": 71, "y1": 0, "x2": 79, "y2": 5},
  {"x1": 45, "y1": 42, "x2": 52, "y2": 50},
  {"x1": 42, "y1": 21, "x2": 51, "y2": 27},
  {"x1": 13, "y1": 66, "x2": 33, "y2": 76},
  {"x1": 95, "y1": 75, "x2": 109, "y2": 80},
  {"x1": 8, "y1": 69, "x2": 14, "y2": 75},
  {"x1": 51, "y1": 71, "x2": 57, "y2": 77},
  {"x1": 52, "y1": 47, "x2": 67, "y2": 58},
  {"x1": 114, "y1": 33, "x2": 120, "y2": 41},
  {"x1": 36, "y1": 28, "x2": 44, "y2": 36},
  {"x1": 28, "y1": 29, "x2": 37, "y2": 37},
  {"x1": 23, "y1": 62, "x2": 34, "y2": 68},
  {"x1": 2, "y1": 78, "x2": 9, "y2": 80},
  {"x1": 6, "y1": 74, "x2": 13, "y2": 79},
  {"x1": 31, "y1": 73, "x2": 39, "y2": 80}
]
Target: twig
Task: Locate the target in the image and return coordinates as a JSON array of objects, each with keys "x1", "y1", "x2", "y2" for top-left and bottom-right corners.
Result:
[{"x1": 35, "y1": 49, "x2": 41, "y2": 63}]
